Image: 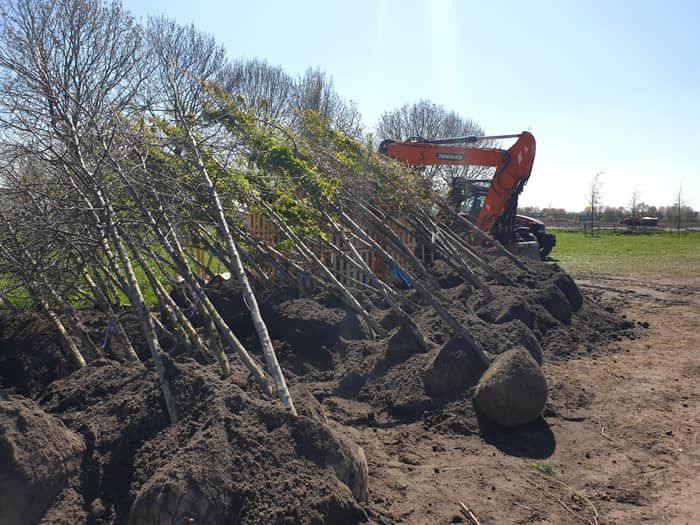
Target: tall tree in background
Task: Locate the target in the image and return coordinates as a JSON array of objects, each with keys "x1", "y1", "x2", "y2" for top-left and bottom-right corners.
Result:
[
  {"x1": 219, "y1": 61, "x2": 363, "y2": 138},
  {"x1": 673, "y1": 184, "x2": 684, "y2": 237},
  {"x1": 220, "y1": 58, "x2": 295, "y2": 123},
  {"x1": 292, "y1": 67, "x2": 363, "y2": 138},
  {"x1": 375, "y1": 100, "x2": 488, "y2": 209}
]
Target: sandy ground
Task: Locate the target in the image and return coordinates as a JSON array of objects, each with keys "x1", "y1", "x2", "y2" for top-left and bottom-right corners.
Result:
[{"x1": 332, "y1": 273, "x2": 699, "y2": 524}]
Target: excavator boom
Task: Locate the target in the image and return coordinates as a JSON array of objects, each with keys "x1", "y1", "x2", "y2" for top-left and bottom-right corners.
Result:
[
  {"x1": 381, "y1": 142, "x2": 505, "y2": 167},
  {"x1": 381, "y1": 132, "x2": 536, "y2": 233}
]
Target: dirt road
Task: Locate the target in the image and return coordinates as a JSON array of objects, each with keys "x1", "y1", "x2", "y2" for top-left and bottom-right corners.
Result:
[{"x1": 331, "y1": 273, "x2": 699, "y2": 524}]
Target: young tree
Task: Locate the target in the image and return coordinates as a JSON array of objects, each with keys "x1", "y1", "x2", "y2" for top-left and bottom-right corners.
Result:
[
  {"x1": 628, "y1": 188, "x2": 642, "y2": 222},
  {"x1": 587, "y1": 171, "x2": 604, "y2": 235},
  {"x1": 146, "y1": 16, "x2": 297, "y2": 415},
  {"x1": 601, "y1": 206, "x2": 622, "y2": 223},
  {"x1": 673, "y1": 184, "x2": 684, "y2": 236},
  {"x1": 0, "y1": 0, "x2": 182, "y2": 423}
]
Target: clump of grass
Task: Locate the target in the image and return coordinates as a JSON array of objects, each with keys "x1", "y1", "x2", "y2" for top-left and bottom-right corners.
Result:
[{"x1": 529, "y1": 462, "x2": 554, "y2": 475}]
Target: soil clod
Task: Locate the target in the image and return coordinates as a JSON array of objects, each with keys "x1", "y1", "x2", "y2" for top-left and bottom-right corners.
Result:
[{"x1": 473, "y1": 347, "x2": 548, "y2": 427}]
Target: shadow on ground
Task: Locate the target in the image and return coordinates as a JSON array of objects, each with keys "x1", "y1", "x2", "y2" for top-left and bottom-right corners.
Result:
[{"x1": 477, "y1": 411, "x2": 556, "y2": 459}]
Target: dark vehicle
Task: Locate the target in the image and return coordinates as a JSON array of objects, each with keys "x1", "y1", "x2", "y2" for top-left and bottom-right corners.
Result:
[
  {"x1": 621, "y1": 216, "x2": 659, "y2": 227},
  {"x1": 514, "y1": 214, "x2": 557, "y2": 258}
]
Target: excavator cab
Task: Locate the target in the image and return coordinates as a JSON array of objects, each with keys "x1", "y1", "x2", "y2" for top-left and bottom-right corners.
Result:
[
  {"x1": 460, "y1": 180, "x2": 490, "y2": 222},
  {"x1": 459, "y1": 178, "x2": 555, "y2": 260}
]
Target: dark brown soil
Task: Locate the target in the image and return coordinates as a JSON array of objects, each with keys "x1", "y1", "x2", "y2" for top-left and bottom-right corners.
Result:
[
  {"x1": 0, "y1": 394, "x2": 84, "y2": 525},
  {"x1": 0, "y1": 313, "x2": 72, "y2": 397},
  {"x1": 349, "y1": 274, "x2": 700, "y2": 524},
  {"x1": 3, "y1": 358, "x2": 367, "y2": 525},
  {"x1": 0, "y1": 255, "x2": 652, "y2": 524}
]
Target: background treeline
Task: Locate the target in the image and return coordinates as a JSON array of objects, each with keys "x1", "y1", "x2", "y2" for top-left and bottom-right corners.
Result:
[{"x1": 520, "y1": 205, "x2": 698, "y2": 228}]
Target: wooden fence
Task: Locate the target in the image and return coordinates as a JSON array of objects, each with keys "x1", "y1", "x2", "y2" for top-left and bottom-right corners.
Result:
[{"x1": 248, "y1": 211, "x2": 420, "y2": 288}]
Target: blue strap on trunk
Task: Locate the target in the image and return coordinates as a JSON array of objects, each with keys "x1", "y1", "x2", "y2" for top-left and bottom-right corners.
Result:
[
  {"x1": 101, "y1": 320, "x2": 113, "y2": 350},
  {"x1": 391, "y1": 264, "x2": 412, "y2": 289}
]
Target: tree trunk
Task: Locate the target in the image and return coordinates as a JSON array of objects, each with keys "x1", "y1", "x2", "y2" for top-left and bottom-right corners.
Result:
[
  {"x1": 438, "y1": 200, "x2": 530, "y2": 272},
  {"x1": 83, "y1": 271, "x2": 140, "y2": 363},
  {"x1": 263, "y1": 202, "x2": 386, "y2": 338},
  {"x1": 336, "y1": 208, "x2": 491, "y2": 366},
  {"x1": 184, "y1": 136, "x2": 296, "y2": 415},
  {"x1": 93, "y1": 189, "x2": 179, "y2": 425},
  {"x1": 330, "y1": 218, "x2": 431, "y2": 350}
]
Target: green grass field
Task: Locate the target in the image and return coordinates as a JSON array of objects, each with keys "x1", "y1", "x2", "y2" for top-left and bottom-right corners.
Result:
[{"x1": 551, "y1": 230, "x2": 700, "y2": 278}]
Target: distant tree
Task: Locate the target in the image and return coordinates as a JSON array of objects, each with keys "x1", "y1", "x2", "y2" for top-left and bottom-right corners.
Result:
[
  {"x1": 376, "y1": 99, "x2": 484, "y2": 143},
  {"x1": 519, "y1": 206, "x2": 542, "y2": 216},
  {"x1": 671, "y1": 184, "x2": 686, "y2": 236},
  {"x1": 292, "y1": 67, "x2": 363, "y2": 138},
  {"x1": 586, "y1": 172, "x2": 604, "y2": 235},
  {"x1": 601, "y1": 206, "x2": 622, "y2": 223},
  {"x1": 541, "y1": 207, "x2": 569, "y2": 228},
  {"x1": 628, "y1": 188, "x2": 642, "y2": 221},
  {"x1": 219, "y1": 58, "x2": 294, "y2": 123},
  {"x1": 376, "y1": 100, "x2": 488, "y2": 209}
]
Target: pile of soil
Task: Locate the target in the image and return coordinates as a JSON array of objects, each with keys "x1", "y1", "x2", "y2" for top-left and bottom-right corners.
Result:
[
  {"x1": 2, "y1": 359, "x2": 368, "y2": 524},
  {"x1": 0, "y1": 254, "x2": 637, "y2": 524},
  {"x1": 254, "y1": 256, "x2": 630, "y2": 423}
]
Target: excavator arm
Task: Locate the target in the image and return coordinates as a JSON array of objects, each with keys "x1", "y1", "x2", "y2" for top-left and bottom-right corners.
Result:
[{"x1": 379, "y1": 132, "x2": 536, "y2": 234}]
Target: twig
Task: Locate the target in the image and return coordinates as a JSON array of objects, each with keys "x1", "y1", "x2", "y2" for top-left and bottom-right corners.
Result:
[
  {"x1": 551, "y1": 478, "x2": 599, "y2": 525},
  {"x1": 530, "y1": 479, "x2": 590, "y2": 524},
  {"x1": 595, "y1": 416, "x2": 613, "y2": 441},
  {"x1": 513, "y1": 500, "x2": 535, "y2": 513},
  {"x1": 458, "y1": 501, "x2": 482, "y2": 525},
  {"x1": 513, "y1": 500, "x2": 547, "y2": 524},
  {"x1": 529, "y1": 476, "x2": 599, "y2": 525}
]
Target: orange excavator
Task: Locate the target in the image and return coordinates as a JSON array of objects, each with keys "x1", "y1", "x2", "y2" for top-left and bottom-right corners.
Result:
[{"x1": 379, "y1": 132, "x2": 556, "y2": 259}]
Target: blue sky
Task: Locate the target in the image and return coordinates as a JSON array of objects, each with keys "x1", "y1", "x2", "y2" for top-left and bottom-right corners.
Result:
[{"x1": 124, "y1": 0, "x2": 699, "y2": 211}]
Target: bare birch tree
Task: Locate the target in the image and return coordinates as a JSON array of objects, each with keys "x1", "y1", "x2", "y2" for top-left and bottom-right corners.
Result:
[{"x1": 146, "y1": 16, "x2": 296, "y2": 414}]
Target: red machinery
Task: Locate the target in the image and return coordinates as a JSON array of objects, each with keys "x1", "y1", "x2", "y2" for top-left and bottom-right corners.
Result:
[{"x1": 379, "y1": 132, "x2": 555, "y2": 259}]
